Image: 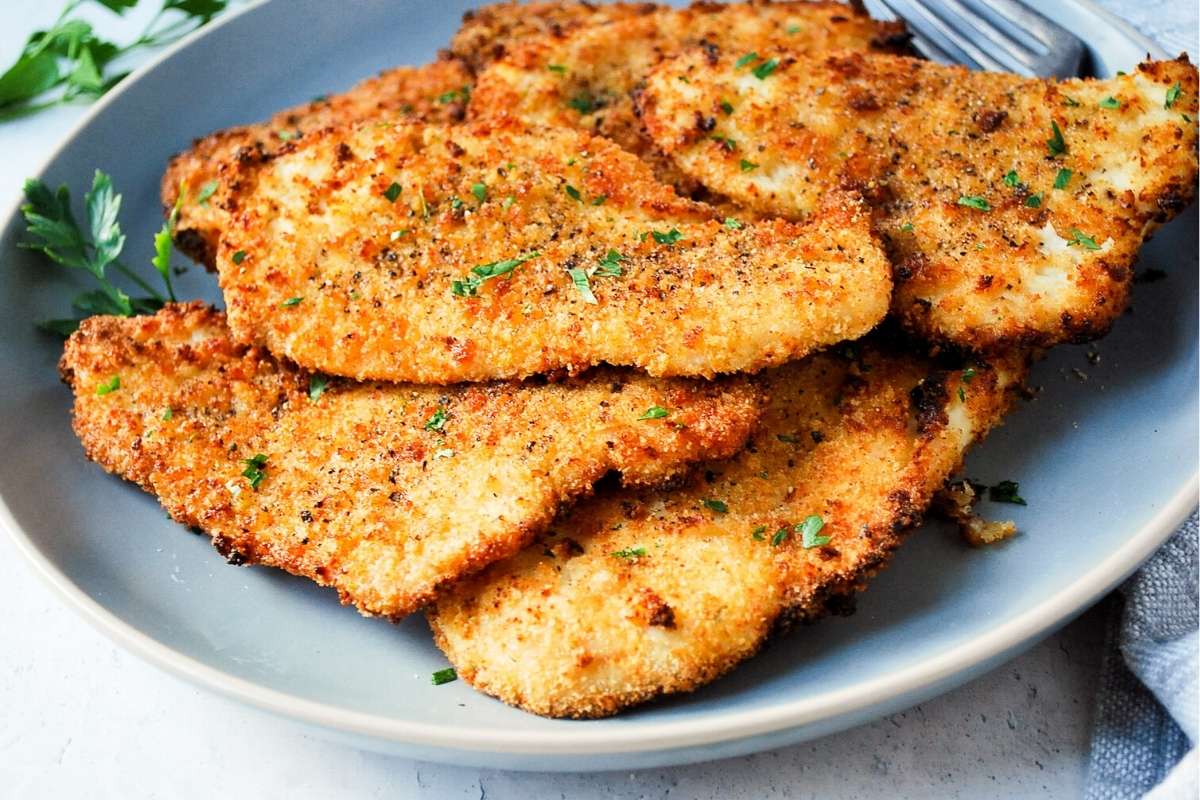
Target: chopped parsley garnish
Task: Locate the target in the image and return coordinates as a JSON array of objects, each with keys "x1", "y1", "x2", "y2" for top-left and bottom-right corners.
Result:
[
  {"x1": 1003, "y1": 170, "x2": 1020, "y2": 188},
  {"x1": 567, "y1": 91, "x2": 599, "y2": 114},
  {"x1": 241, "y1": 454, "x2": 267, "y2": 490},
  {"x1": 565, "y1": 184, "x2": 582, "y2": 202},
  {"x1": 1025, "y1": 193, "x2": 1043, "y2": 208},
  {"x1": 899, "y1": 222, "x2": 914, "y2": 233},
  {"x1": 711, "y1": 134, "x2": 737, "y2": 152},
  {"x1": 96, "y1": 375, "x2": 120, "y2": 395},
  {"x1": 739, "y1": 159, "x2": 759, "y2": 172},
  {"x1": 611, "y1": 546, "x2": 647, "y2": 559},
  {"x1": 770, "y1": 526, "x2": 790, "y2": 547},
  {"x1": 702, "y1": 499, "x2": 729, "y2": 514},
  {"x1": 1062, "y1": 96, "x2": 1080, "y2": 107},
  {"x1": 162, "y1": 408, "x2": 173, "y2": 421},
  {"x1": 1053, "y1": 168, "x2": 1073, "y2": 190},
  {"x1": 719, "y1": 99, "x2": 734, "y2": 115},
  {"x1": 547, "y1": 64, "x2": 567, "y2": 73},
  {"x1": 735, "y1": 52, "x2": 760, "y2": 69},
  {"x1": 723, "y1": 217, "x2": 744, "y2": 230},
  {"x1": 232, "y1": 250, "x2": 247, "y2": 265},
  {"x1": 423, "y1": 407, "x2": 448, "y2": 432},
  {"x1": 638, "y1": 405, "x2": 669, "y2": 420},
  {"x1": 431, "y1": 667, "x2": 458, "y2": 686},
  {"x1": 436, "y1": 86, "x2": 470, "y2": 105},
  {"x1": 798, "y1": 514, "x2": 830, "y2": 549},
  {"x1": 786, "y1": 23, "x2": 801, "y2": 34},
  {"x1": 383, "y1": 182, "x2": 402, "y2": 202},
  {"x1": 195, "y1": 180, "x2": 219, "y2": 206},
  {"x1": 1099, "y1": 96, "x2": 1121, "y2": 109},
  {"x1": 957, "y1": 195, "x2": 991, "y2": 212},
  {"x1": 308, "y1": 374, "x2": 328, "y2": 401},
  {"x1": 1046, "y1": 120, "x2": 1067, "y2": 157},
  {"x1": 752, "y1": 58, "x2": 779, "y2": 80},
  {"x1": 451, "y1": 251, "x2": 541, "y2": 296},
  {"x1": 651, "y1": 229, "x2": 683, "y2": 246},
  {"x1": 450, "y1": 197, "x2": 464, "y2": 210},
  {"x1": 592, "y1": 195, "x2": 608, "y2": 206},
  {"x1": 751, "y1": 525, "x2": 767, "y2": 541},
  {"x1": 1067, "y1": 229, "x2": 1101, "y2": 250},
  {"x1": 1165, "y1": 82, "x2": 1182, "y2": 109},
  {"x1": 276, "y1": 130, "x2": 296, "y2": 141},
  {"x1": 471, "y1": 182, "x2": 487, "y2": 203},
  {"x1": 281, "y1": 296, "x2": 302, "y2": 307},
  {"x1": 568, "y1": 267, "x2": 597, "y2": 304},
  {"x1": 988, "y1": 480, "x2": 1026, "y2": 505},
  {"x1": 962, "y1": 366, "x2": 977, "y2": 384},
  {"x1": 958, "y1": 387, "x2": 967, "y2": 402},
  {"x1": 595, "y1": 249, "x2": 625, "y2": 277},
  {"x1": 776, "y1": 433, "x2": 801, "y2": 444}
]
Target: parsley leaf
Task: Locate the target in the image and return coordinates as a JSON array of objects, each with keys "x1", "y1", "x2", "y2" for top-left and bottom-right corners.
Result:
[
  {"x1": 547, "y1": 64, "x2": 567, "y2": 73},
  {"x1": 957, "y1": 195, "x2": 991, "y2": 211},
  {"x1": 770, "y1": 526, "x2": 790, "y2": 547},
  {"x1": 241, "y1": 453, "x2": 267, "y2": 490},
  {"x1": 471, "y1": 182, "x2": 487, "y2": 203},
  {"x1": 308, "y1": 374, "x2": 328, "y2": 401},
  {"x1": 281, "y1": 296, "x2": 302, "y2": 307},
  {"x1": 988, "y1": 480, "x2": 1026, "y2": 505},
  {"x1": 638, "y1": 406, "x2": 669, "y2": 420},
  {"x1": 724, "y1": 217, "x2": 744, "y2": 230},
  {"x1": 719, "y1": 99, "x2": 734, "y2": 115},
  {"x1": 1003, "y1": 170, "x2": 1020, "y2": 188},
  {"x1": 232, "y1": 250, "x2": 247, "y2": 264},
  {"x1": 567, "y1": 90, "x2": 600, "y2": 114},
  {"x1": 564, "y1": 184, "x2": 582, "y2": 202},
  {"x1": 1067, "y1": 229, "x2": 1101, "y2": 250},
  {"x1": 651, "y1": 229, "x2": 683, "y2": 246},
  {"x1": 451, "y1": 251, "x2": 540, "y2": 297},
  {"x1": 702, "y1": 499, "x2": 728, "y2": 514},
  {"x1": 96, "y1": 374, "x2": 120, "y2": 395},
  {"x1": 568, "y1": 267, "x2": 596, "y2": 304},
  {"x1": 194, "y1": 179, "x2": 218, "y2": 206},
  {"x1": 431, "y1": 667, "x2": 457, "y2": 685},
  {"x1": 1098, "y1": 96, "x2": 1120, "y2": 110},
  {"x1": 611, "y1": 546, "x2": 647, "y2": 559},
  {"x1": 739, "y1": 159, "x2": 759, "y2": 172},
  {"x1": 751, "y1": 525, "x2": 767, "y2": 541},
  {"x1": 1046, "y1": 120, "x2": 1067, "y2": 157},
  {"x1": 594, "y1": 249, "x2": 625, "y2": 277},
  {"x1": 423, "y1": 407, "x2": 448, "y2": 432},
  {"x1": 1053, "y1": 168, "x2": 1073, "y2": 190},
  {"x1": 735, "y1": 52, "x2": 759, "y2": 69},
  {"x1": 798, "y1": 514, "x2": 829, "y2": 548},
  {"x1": 1025, "y1": 193, "x2": 1043, "y2": 208},
  {"x1": 1165, "y1": 82, "x2": 1182, "y2": 109},
  {"x1": 383, "y1": 182, "x2": 402, "y2": 202},
  {"x1": 751, "y1": 58, "x2": 779, "y2": 80}
]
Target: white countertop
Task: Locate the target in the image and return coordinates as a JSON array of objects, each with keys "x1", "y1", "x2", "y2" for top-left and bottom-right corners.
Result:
[{"x1": 1, "y1": 1, "x2": 1193, "y2": 797}]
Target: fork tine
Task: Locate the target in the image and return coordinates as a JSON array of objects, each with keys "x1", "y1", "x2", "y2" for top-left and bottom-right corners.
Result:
[
  {"x1": 874, "y1": 0, "x2": 970, "y2": 66},
  {"x1": 968, "y1": 0, "x2": 1086, "y2": 78},
  {"x1": 934, "y1": 0, "x2": 1041, "y2": 74},
  {"x1": 879, "y1": 0, "x2": 1005, "y2": 72}
]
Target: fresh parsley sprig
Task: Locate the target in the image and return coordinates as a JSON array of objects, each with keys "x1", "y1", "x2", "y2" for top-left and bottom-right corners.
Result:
[
  {"x1": 0, "y1": 0, "x2": 228, "y2": 122},
  {"x1": 20, "y1": 170, "x2": 177, "y2": 335}
]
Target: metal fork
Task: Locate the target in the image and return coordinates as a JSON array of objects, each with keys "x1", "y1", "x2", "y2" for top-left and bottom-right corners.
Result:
[{"x1": 866, "y1": 0, "x2": 1086, "y2": 78}]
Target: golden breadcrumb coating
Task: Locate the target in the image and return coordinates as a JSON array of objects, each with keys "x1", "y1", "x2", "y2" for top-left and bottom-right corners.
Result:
[
  {"x1": 161, "y1": 59, "x2": 473, "y2": 268},
  {"x1": 216, "y1": 117, "x2": 891, "y2": 383},
  {"x1": 638, "y1": 49, "x2": 1199, "y2": 351},
  {"x1": 429, "y1": 339, "x2": 1027, "y2": 717},
  {"x1": 60, "y1": 304, "x2": 762, "y2": 619},
  {"x1": 467, "y1": 1, "x2": 909, "y2": 190}
]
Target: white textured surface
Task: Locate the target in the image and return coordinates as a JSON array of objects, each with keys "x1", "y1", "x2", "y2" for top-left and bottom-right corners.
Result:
[{"x1": 0, "y1": 1, "x2": 1191, "y2": 797}]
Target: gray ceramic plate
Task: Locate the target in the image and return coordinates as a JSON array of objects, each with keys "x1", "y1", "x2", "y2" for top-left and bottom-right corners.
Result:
[{"x1": 1, "y1": 0, "x2": 1195, "y2": 771}]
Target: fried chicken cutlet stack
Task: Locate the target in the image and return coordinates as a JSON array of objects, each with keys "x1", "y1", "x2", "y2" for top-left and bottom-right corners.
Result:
[{"x1": 58, "y1": 1, "x2": 1197, "y2": 718}]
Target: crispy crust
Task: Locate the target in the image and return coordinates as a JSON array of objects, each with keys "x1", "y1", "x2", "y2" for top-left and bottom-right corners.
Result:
[
  {"x1": 428, "y1": 339, "x2": 1027, "y2": 717},
  {"x1": 60, "y1": 304, "x2": 762, "y2": 619},
  {"x1": 467, "y1": 0, "x2": 909, "y2": 191},
  {"x1": 161, "y1": 59, "x2": 473, "y2": 267},
  {"x1": 638, "y1": 49, "x2": 1200, "y2": 351},
  {"x1": 215, "y1": 117, "x2": 891, "y2": 382}
]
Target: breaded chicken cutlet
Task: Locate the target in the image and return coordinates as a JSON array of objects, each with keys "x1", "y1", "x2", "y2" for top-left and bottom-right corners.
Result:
[
  {"x1": 162, "y1": 59, "x2": 474, "y2": 268},
  {"x1": 430, "y1": 339, "x2": 1027, "y2": 717},
  {"x1": 215, "y1": 118, "x2": 892, "y2": 383},
  {"x1": 637, "y1": 50, "x2": 1200, "y2": 351},
  {"x1": 60, "y1": 304, "x2": 762, "y2": 619},
  {"x1": 466, "y1": 1, "x2": 909, "y2": 190}
]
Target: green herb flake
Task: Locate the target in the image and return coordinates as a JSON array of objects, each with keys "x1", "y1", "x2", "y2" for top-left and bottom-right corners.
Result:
[
  {"x1": 957, "y1": 195, "x2": 991, "y2": 212},
  {"x1": 1003, "y1": 170, "x2": 1020, "y2": 188},
  {"x1": 611, "y1": 546, "x2": 647, "y2": 559},
  {"x1": 770, "y1": 526, "x2": 790, "y2": 547},
  {"x1": 450, "y1": 197, "x2": 465, "y2": 211},
  {"x1": 232, "y1": 250, "x2": 247, "y2": 265},
  {"x1": 751, "y1": 525, "x2": 767, "y2": 541},
  {"x1": 638, "y1": 405, "x2": 669, "y2": 420},
  {"x1": 162, "y1": 407, "x2": 173, "y2": 421},
  {"x1": 471, "y1": 182, "x2": 487, "y2": 203},
  {"x1": 735, "y1": 52, "x2": 760, "y2": 69},
  {"x1": 786, "y1": 23, "x2": 801, "y2": 34},
  {"x1": 651, "y1": 229, "x2": 683, "y2": 246},
  {"x1": 711, "y1": 134, "x2": 737, "y2": 152},
  {"x1": 565, "y1": 184, "x2": 582, "y2": 202},
  {"x1": 962, "y1": 366, "x2": 977, "y2": 384},
  {"x1": 739, "y1": 159, "x2": 759, "y2": 172},
  {"x1": 1067, "y1": 229, "x2": 1101, "y2": 250},
  {"x1": 776, "y1": 433, "x2": 801, "y2": 444},
  {"x1": 1025, "y1": 193, "x2": 1043, "y2": 208},
  {"x1": 281, "y1": 296, "x2": 302, "y2": 307},
  {"x1": 241, "y1": 453, "x2": 268, "y2": 490},
  {"x1": 308, "y1": 374, "x2": 328, "y2": 402},
  {"x1": 1053, "y1": 168, "x2": 1073, "y2": 190},
  {"x1": 719, "y1": 99, "x2": 734, "y2": 115},
  {"x1": 1046, "y1": 120, "x2": 1067, "y2": 157},
  {"x1": 595, "y1": 249, "x2": 625, "y2": 277},
  {"x1": 1062, "y1": 96, "x2": 1081, "y2": 107},
  {"x1": 702, "y1": 498, "x2": 729, "y2": 514},
  {"x1": 383, "y1": 182, "x2": 402, "y2": 203},
  {"x1": 195, "y1": 180, "x2": 219, "y2": 206},
  {"x1": 988, "y1": 480, "x2": 1027, "y2": 505},
  {"x1": 798, "y1": 514, "x2": 830, "y2": 549},
  {"x1": 723, "y1": 217, "x2": 744, "y2": 230},
  {"x1": 958, "y1": 386, "x2": 967, "y2": 402},
  {"x1": 1165, "y1": 82, "x2": 1183, "y2": 109},
  {"x1": 96, "y1": 375, "x2": 120, "y2": 396},
  {"x1": 899, "y1": 222, "x2": 914, "y2": 233},
  {"x1": 431, "y1": 667, "x2": 458, "y2": 686},
  {"x1": 451, "y1": 251, "x2": 541, "y2": 297},
  {"x1": 568, "y1": 267, "x2": 597, "y2": 304},
  {"x1": 547, "y1": 64, "x2": 567, "y2": 73},
  {"x1": 592, "y1": 195, "x2": 608, "y2": 206},
  {"x1": 567, "y1": 91, "x2": 598, "y2": 114},
  {"x1": 423, "y1": 407, "x2": 448, "y2": 432},
  {"x1": 276, "y1": 130, "x2": 296, "y2": 142},
  {"x1": 1099, "y1": 96, "x2": 1121, "y2": 110},
  {"x1": 751, "y1": 58, "x2": 779, "y2": 80}
]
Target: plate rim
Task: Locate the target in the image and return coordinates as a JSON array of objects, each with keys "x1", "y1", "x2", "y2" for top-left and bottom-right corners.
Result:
[{"x1": 1, "y1": 0, "x2": 1195, "y2": 759}]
